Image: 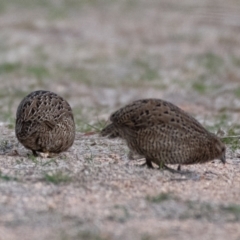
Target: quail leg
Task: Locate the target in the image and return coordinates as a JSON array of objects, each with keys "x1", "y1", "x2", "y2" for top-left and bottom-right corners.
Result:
[
  {"x1": 140, "y1": 158, "x2": 154, "y2": 168},
  {"x1": 32, "y1": 150, "x2": 38, "y2": 157},
  {"x1": 146, "y1": 158, "x2": 154, "y2": 168}
]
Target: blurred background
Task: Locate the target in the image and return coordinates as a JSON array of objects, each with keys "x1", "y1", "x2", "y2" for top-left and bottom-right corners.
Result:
[
  {"x1": 0, "y1": 0, "x2": 240, "y2": 133},
  {"x1": 1, "y1": 2, "x2": 240, "y2": 240}
]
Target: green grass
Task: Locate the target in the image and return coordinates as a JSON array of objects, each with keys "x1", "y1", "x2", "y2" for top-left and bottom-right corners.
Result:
[
  {"x1": 192, "y1": 81, "x2": 207, "y2": 94},
  {"x1": 2, "y1": 112, "x2": 15, "y2": 128},
  {"x1": 76, "y1": 232, "x2": 109, "y2": 240},
  {"x1": 52, "y1": 56, "x2": 164, "y2": 88},
  {"x1": 0, "y1": 62, "x2": 50, "y2": 86},
  {"x1": 7, "y1": 122, "x2": 14, "y2": 129},
  {"x1": 76, "y1": 120, "x2": 106, "y2": 133},
  {"x1": 0, "y1": 62, "x2": 21, "y2": 74},
  {"x1": 42, "y1": 158, "x2": 58, "y2": 167},
  {"x1": 146, "y1": 193, "x2": 174, "y2": 203},
  {"x1": 192, "y1": 78, "x2": 221, "y2": 94},
  {"x1": 107, "y1": 205, "x2": 130, "y2": 223},
  {"x1": 27, "y1": 65, "x2": 50, "y2": 79},
  {"x1": 232, "y1": 56, "x2": 240, "y2": 67},
  {"x1": 147, "y1": 195, "x2": 240, "y2": 222},
  {"x1": 199, "y1": 52, "x2": 224, "y2": 74},
  {"x1": 28, "y1": 153, "x2": 39, "y2": 164},
  {"x1": 222, "y1": 204, "x2": 240, "y2": 220},
  {"x1": 84, "y1": 145, "x2": 94, "y2": 163},
  {"x1": 222, "y1": 128, "x2": 240, "y2": 151},
  {"x1": 58, "y1": 65, "x2": 92, "y2": 84},
  {"x1": 61, "y1": 230, "x2": 110, "y2": 240},
  {"x1": 0, "y1": 1, "x2": 7, "y2": 13},
  {"x1": 205, "y1": 114, "x2": 240, "y2": 152},
  {"x1": 3, "y1": 0, "x2": 100, "y2": 10},
  {"x1": 234, "y1": 87, "x2": 240, "y2": 98},
  {"x1": 28, "y1": 154, "x2": 59, "y2": 166},
  {"x1": 0, "y1": 139, "x2": 13, "y2": 153},
  {"x1": 0, "y1": 171, "x2": 18, "y2": 181},
  {"x1": 205, "y1": 113, "x2": 229, "y2": 133},
  {"x1": 74, "y1": 108, "x2": 106, "y2": 133},
  {"x1": 134, "y1": 59, "x2": 159, "y2": 81},
  {"x1": 141, "y1": 234, "x2": 154, "y2": 240},
  {"x1": 44, "y1": 171, "x2": 72, "y2": 184}
]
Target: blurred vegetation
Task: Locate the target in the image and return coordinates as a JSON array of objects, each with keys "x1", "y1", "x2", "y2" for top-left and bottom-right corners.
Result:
[{"x1": 0, "y1": 0, "x2": 239, "y2": 139}]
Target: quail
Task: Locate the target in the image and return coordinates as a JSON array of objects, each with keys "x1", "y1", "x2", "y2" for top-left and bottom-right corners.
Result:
[
  {"x1": 15, "y1": 90, "x2": 75, "y2": 157},
  {"x1": 101, "y1": 98, "x2": 226, "y2": 170}
]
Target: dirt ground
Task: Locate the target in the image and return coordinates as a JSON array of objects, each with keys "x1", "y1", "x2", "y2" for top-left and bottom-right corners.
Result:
[{"x1": 0, "y1": 0, "x2": 240, "y2": 239}]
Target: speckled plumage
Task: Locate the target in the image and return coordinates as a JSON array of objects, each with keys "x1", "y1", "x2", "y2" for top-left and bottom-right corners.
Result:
[
  {"x1": 101, "y1": 98, "x2": 226, "y2": 168},
  {"x1": 15, "y1": 90, "x2": 75, "y2": 157}
]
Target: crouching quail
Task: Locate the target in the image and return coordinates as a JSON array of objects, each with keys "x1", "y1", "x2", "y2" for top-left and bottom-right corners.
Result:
[
  {"x1": 101, "y1": 98, "x2": 226, "y2": 170},
  {"x1": 16, "y1": 90, "x2": 75, "y2": 157}
]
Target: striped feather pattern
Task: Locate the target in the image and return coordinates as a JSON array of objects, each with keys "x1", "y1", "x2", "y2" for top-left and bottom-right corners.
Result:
[
  {"x1": 101, "y1": 98, "x2": 226, "y2": 167},
  {"x1": 16, "y1": 90, "x2": 75, "y2": 156}
]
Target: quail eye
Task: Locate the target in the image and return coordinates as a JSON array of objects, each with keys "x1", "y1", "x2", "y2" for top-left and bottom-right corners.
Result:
[{"x1": 222, "y1": 147, "x2": 225, "y2": 152}]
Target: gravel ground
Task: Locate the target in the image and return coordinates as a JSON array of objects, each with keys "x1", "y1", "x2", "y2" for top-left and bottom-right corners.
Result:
[{"x1": 0, "y1": 0, "x2": 240, "y2": 239}]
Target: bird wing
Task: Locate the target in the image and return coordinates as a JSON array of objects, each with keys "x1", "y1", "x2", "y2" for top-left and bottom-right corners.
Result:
[
  {"x1": 43, "y1": 120, "x2": 56, "y2": 130},
  {"x1": 110, "y1": 98, "x2": 207, "y2": 134}
]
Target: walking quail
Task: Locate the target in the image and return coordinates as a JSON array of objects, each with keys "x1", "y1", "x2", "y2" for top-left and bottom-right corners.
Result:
[{"x1": 101, "y1": 98, "x2": 226, "y2": 169}]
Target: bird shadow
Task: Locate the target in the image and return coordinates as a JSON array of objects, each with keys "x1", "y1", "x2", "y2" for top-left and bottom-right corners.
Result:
[
  {"x1": 134, "y1": 160, "x2": 201, "y2": 180},
  {"x1": 164, "y1": 167, "x2": 222, "y2": 182},
  {"x1": 161, "y1": 165, "x2": 202, "y2": 181},
  {"x1": 134, "y1": 158, "x2": 224, "y2": 181}
]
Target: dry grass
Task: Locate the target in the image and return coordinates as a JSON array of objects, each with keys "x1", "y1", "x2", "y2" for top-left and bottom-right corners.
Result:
[{"x1": 0, "y1": 0, "x2": 240, "y2": 239}]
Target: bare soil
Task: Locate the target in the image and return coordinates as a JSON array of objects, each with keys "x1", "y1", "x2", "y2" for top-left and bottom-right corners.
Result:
[{"x1": 0, "y1": 0, "x2": 240, "y2": 239}]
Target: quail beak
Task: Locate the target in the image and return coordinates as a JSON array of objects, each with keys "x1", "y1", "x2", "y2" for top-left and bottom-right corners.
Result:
[{"x1": 220, "y1": 154, "x2": 226, "y2": 164}]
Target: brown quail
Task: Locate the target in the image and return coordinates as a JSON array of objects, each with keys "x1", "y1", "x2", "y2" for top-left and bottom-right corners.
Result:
[
  {"x1": 101, "y1": 98, "x2": 226, "y2": 169},
  {"x1": 15, "y1": 90, "x2": 75, "y2": 157}
]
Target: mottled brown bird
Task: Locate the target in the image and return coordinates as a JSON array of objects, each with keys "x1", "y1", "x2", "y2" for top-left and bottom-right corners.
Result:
[
  {"x1": 101, "y1": 98, "x2": 226, "y2": 169},
  {"x1": 15, "y1": 90, "x2": 75, "y2": 157}
]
